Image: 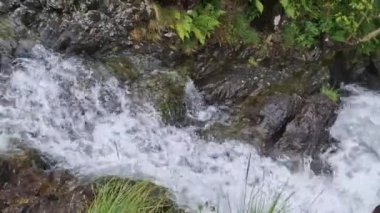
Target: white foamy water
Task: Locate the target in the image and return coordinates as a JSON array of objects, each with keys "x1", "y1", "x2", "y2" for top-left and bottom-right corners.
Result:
[
  {"x1": 0, "y1": 134, "x2": 10, "y2": 152},
  {"x1": 0, "y1": 45, "x2": 378, "y2": 212}
]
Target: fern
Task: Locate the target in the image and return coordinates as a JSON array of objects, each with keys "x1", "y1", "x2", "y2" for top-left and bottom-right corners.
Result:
[
  {"x1": 191, "y1": 12, "x2": 221, "y2": 44},
  {"x1": 173, "y1": 4, "x2": 223, "y2": 45},
  {"x1": 175, "y1": 14, "x2": 192, "y2": 40}
]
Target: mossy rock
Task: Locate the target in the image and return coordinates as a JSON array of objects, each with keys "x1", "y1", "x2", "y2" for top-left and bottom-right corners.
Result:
[
  {"x1": 134, "y1": 71, "x2": 188, "y2": 125},
  {"x1": 200, "y1": 121, "x2": 251, "y2": 141},
  {"x1": 104, "y1": 56, "x2": 140, "y2": 82},
  {"x1": 0, "y1": 18, "x2": 14, "y2": 40}
]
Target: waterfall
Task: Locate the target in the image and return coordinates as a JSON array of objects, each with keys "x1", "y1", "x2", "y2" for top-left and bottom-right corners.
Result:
[{"x1": 0, "y1": 45, "x2": 378, "y2": 212}]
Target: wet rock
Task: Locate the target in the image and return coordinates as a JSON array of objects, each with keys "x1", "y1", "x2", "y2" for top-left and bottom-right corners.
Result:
[
  {"x1": 104, "y1": 56, "x2": 140, "y2": 82},
  {"x1": 255, "y1": 94, "x2": 302, "y2": 145},
  {"x1": 194, "y1": 45, "x2": 329, "y2": 106},
  {"x1": 13, "y1": 6, "x2": 37, "y2": 27},
  {"x1": 0, "y1": 151, "x2": 93, "y2": 213},
  {"x1": 270, "y1": 95, "x2": 337, "y2": 157},
  {"x1": 46, "y1": 0, "x2": 65, "y2": 10},
  {"x1": 21, "y1": 0, "x2": 43, "y2": 10},
  {"x1": 0, "y1": 40, "x2": 16, "y2": 72},
  {"x1": 329, "y1": 51, "x2": 380, "y2": 90},
  {"x1": 0, "y1": 2, "x2": 7, "y2": 14},
  {"x1": 373, "y1": 205, "x2": 380, "y2": 213},
  {"x1": 133, "y1": 70, "x2": 188, "y2": 126}
]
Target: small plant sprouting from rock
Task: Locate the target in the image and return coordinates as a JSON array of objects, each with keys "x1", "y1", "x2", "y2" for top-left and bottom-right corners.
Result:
[{"x1": 321, "y1": 86, "x2": 340, "y2": 103}]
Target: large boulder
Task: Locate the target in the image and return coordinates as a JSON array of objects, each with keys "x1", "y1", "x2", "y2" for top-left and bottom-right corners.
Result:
[{"x1": 269, "y1": 95, "x2": 337, "y2": 157}]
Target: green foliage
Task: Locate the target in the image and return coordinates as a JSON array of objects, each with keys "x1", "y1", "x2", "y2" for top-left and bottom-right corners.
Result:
[
  {"x1": 247, "y1": 0, "x2": 265, "y2": 20},
  {"x1": 88, "y1": 178, "x2": 177, "y2": 213},
  {"x1": 230, "y1": 14, "x2": 261, "y2": 45},
  {"x1": 321, "y1": 86, "x2": 340, "y2": 103},
  {"x1": 282, "y1": 23, "x2": 298, "y2": 47},
  {"x1": 295, "y1": 21, "x2": 320, "y2": 48},
  {"x1": 174, "y1": 4, "x2": 223, "y2": 45},
  {"x1": 277, "y1": 0, "x2": 380, "y2": 53}
]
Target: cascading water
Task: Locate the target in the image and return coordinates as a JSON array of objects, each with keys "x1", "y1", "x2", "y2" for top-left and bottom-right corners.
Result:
[{"x1": 0, "y1": 45, "x2": 378, "y2": 212}]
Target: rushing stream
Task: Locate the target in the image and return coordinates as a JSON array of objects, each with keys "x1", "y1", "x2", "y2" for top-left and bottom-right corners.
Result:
[{"x1": 0, "y1": 45, "x2": 379, "y2": 212}]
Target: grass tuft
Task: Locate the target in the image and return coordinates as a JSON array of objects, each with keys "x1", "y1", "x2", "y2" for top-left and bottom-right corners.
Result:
[{"x1": 87, "y1": 178, "x2": 178, "y2": 213}]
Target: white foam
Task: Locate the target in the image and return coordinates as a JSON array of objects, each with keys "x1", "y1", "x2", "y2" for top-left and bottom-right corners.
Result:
[
  {"x1": 0, "y1": 134, "x2": 10, "y2": 152},
  {"x1": 0, "y1": 45, "x2": 378, "y2": 212}
]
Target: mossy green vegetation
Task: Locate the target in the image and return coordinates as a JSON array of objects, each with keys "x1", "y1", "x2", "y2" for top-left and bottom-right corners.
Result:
[
  {"x1": 151, "y1": 0, "x2": 379, "y2": 55},
  {"x1": 279, "y1": 0, "x2": 380, "y2": 54},
  {"x1": 104, "y1": 57, "x2": 140, "y2": 82},
  {"x1": 135, "y1": 70, "x2": 187, "y2": 125},
  {"x1": 0, "y1": 18, "x2": 15, "y2": 40},
  {"x1": 88, "y1": 178, "x2": 179, "y2": 213}
]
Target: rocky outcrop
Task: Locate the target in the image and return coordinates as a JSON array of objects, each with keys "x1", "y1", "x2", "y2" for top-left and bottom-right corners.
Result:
[
  {"x1": 329, "y1": 51, "x2": 380, "y2": 90},
  {"x1": 6, "y1": 0, "x2": 152, "y2": 54},
  {"x1": 0, "y1": 151, "x2": 93, "y2": 213},
  {"x1": 265, "y1": 95, "x2": 337, "y2": 157},
  {"x1": 194, "y1": 44, "x2": 329, "y2": 106}
]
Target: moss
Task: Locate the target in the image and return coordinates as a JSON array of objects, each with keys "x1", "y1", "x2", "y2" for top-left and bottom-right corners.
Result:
[
  {"x1": 135, "y1": 71, "x2": 188, "y2": 125},
  {"x1": 104, "y1": 56, "x2": 140, "y2": 82},
  {"x1": 0, "y1": 18, "x2": 15, "y2": 40}
]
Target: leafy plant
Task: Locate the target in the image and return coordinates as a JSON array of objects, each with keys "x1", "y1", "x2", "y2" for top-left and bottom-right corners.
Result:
[
  {"x1": 174, "y1": 4, "x2": 224, "y2": 45},
  {"x1": 247, "y1": 0, "x2": 264, "y2": 20},
  {"x1": 278, "y1": 0, "x2": 380, "y2": 53},
  {"x1": 321, "y1": 86, "x2": 340, "y2": 103}
]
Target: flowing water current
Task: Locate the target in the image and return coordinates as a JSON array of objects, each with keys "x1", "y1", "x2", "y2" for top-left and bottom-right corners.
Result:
[{"x1": 0, "y1": 45, "x2": 379, "y2": 212}]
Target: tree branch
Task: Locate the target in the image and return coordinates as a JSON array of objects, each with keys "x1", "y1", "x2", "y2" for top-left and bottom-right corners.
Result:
[{"x1": 360, "y1": 27, "x2": 380, "y2": 43}]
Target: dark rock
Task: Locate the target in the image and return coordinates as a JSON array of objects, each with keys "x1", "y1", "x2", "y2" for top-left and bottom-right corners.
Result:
[
  {"x1": 270, "y1": 95, "x2": 337, "y2": 157},
  {"x1": 46, "y1": 0, "x2": 64, "y2": 10},
  {"x1": 0, "y1": 2, "x2": 7, "y2": 14},
  {"x1": 373, "y1": 205, "x2": 380, "y2": 213},
  {"x1": 0, "y1": 0, "x2": 22, "y2": 14},
  {"x1": 250, "y1": 0, "x2": 279, "y2": 31},
  {"x1": 8, "y1": 0, "x2": 152, "y2": 54},
  {"x1": 194, "y1": 45, "x2": 329, "y2": 106},
  {"x1": 329, "y1": 51, "x2": 380, "y2": 90},
  {"x1": 86, "y1": 10, "x2": 102, "y2": 23},
  {"x1": 13, "y1": 6, "x2": 37, "y2": 27},
  {"x1": 255, "y1": 94, "x2": 302, "y2": 145},
  {"x1": 0, "y1": 40, "x2": 17, "y2": 72},
  {"x1": 21, "y1": 0, "x2": 43, "y2": 10}
]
